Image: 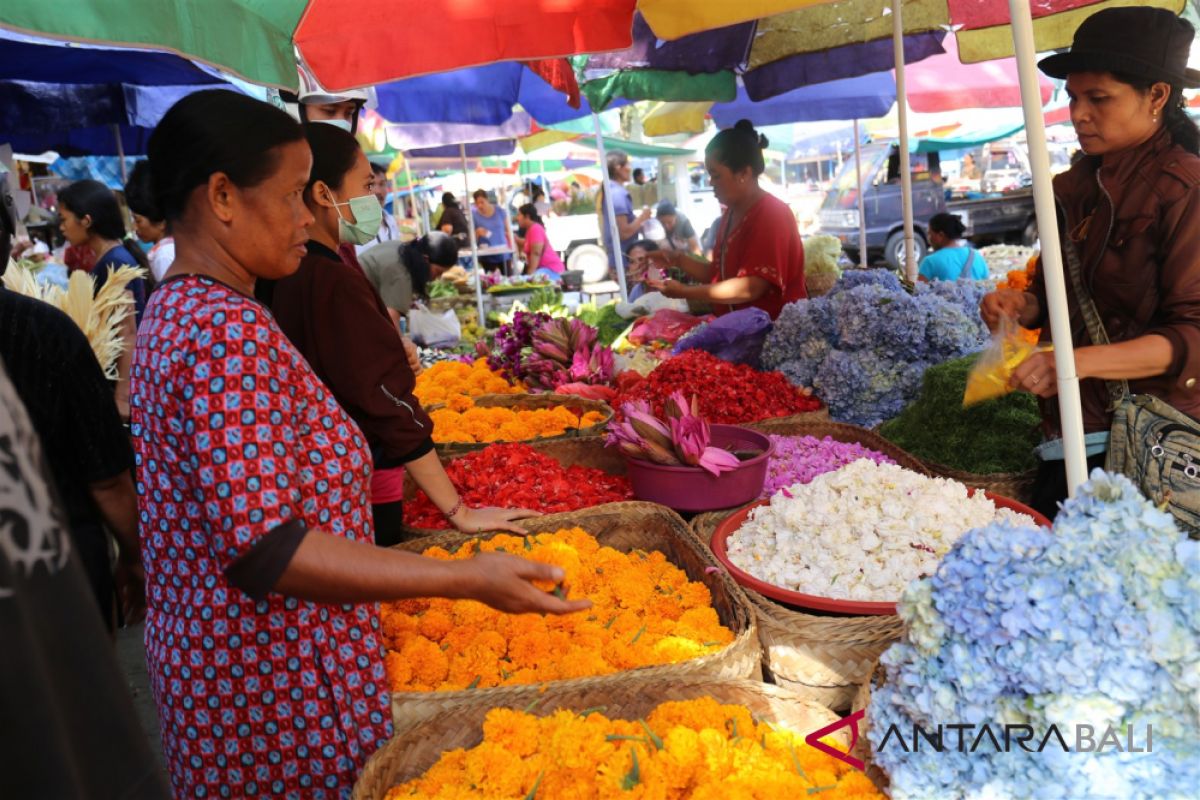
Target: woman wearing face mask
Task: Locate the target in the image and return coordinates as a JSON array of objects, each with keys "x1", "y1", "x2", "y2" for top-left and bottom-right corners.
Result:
[
  {"x1": 645, "y1": 120, "x2": 805, "y2": 320},
  {"x1": 265, "y1": 123, "x2": 538, "y2": 544}
]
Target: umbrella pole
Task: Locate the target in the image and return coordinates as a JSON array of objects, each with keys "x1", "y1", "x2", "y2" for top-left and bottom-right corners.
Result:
[
  {"x1": 592, "y1": 112, "x2": 630, "y2": 303},
  {"x1": 892, "y1": 0, "x2": 917, "y2": 282},
  {"x1": 461, "y1": 143, "x2": 486, "y2": 326},
  {"x1": 854, "y1": 119, "x2": 868, "y2": 270},
  {"x1": 1008, "y1": 0, "x2": 1087, "y2": 492},
  {"x1": 112, "y1": 124, "x2": 128, "y2": 183},
  {"x1": 402, "y1": 156, "x2": 419, "y2": 236}
]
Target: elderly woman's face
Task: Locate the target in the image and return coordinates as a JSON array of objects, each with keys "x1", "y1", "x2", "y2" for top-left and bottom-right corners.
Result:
[
  {"x1": 1067, "y1": 72, "x2": 1170, "y2": 156},
  {"x1": 225, "y1": 139, "x2": 315, "y2": 279}
]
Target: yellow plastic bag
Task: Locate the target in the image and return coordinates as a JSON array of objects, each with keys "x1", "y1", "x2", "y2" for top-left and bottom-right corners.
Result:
[{"x1": 963, "y1": 317, "x2": 1047, "y2": 407}]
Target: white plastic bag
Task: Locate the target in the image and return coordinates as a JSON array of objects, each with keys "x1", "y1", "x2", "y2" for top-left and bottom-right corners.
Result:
[{"x1": 408, "y1": 305, "x2": 461, "y2": 347}]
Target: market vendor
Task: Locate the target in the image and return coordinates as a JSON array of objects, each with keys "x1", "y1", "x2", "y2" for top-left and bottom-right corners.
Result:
[
  {"x1": 132, "y1": 90, "x2": 589, "y2": 800},
  {"x1": 358, "y1": 231, "x2": 460, "y2": 326},
  {"x1": 515, "y1": 202, "x2": 565, "y2": 281},
  {"x1": 264, "y1": 122, "x2": 540, "y2": 544},
  {"x1": 645, "y1": 120, "x2": 805, "y2": 320},
  {"x1": 980, "y1": 6, "x2": 1200, "y2": 520},
  {"x1": 918, "y1": 213, "x2": 989, "y2": 282}
]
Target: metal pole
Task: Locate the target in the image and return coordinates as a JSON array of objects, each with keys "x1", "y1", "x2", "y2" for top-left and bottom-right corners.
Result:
[
  {"x1": 112, "y1": 124, "x2": 128, "y2": 183},
  {"x1": 461, "y1": 143, "x2": 485, "y2": 325},
  {"x1": 1008, "y1": 0, "x2": 1087, "y2": 493},
  {"x1": 892, "y1": 0, "x2": 917, "y2": 282},
  {"x1": 592, "y1": 112, "x2": 630, "y2": 302},
  {"x1": 498, "y1": 182, "x2": 516, "y2": 276},
  {"x1": 402, "y1": 156, "x2": 419, "y2": 236},
  {"x1": 853, "y1": 119, "x2": 868, "y2": 270}
]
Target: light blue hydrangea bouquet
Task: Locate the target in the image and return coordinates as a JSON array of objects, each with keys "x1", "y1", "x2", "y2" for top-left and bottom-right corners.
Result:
[
  {"x1": 870, "y1": 470, "x2": 1200, "y2": 799},
  {"x1": 761, "y1": 271, "x2": 990, "y2": 427}
]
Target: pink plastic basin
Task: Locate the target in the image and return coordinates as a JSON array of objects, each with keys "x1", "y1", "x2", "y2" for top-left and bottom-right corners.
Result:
[{"x1": 624, "y1": 425, "x2": 773, "y2": 512}]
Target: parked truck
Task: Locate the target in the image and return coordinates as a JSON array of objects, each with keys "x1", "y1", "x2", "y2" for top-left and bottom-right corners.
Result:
[{"x1": 817, "y1": 140, "x2": 1040, "y2": 268}]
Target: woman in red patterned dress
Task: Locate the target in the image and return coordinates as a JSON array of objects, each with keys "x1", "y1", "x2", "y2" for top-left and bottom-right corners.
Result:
[
  {"x1": 129, "y1": 90, "x2": 588, "y2": 800},
  {"x1": 645, "y1": 119, "x2": 806, "y2": 320}
]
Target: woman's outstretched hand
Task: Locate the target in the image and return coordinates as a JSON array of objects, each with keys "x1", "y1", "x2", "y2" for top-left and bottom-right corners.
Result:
[{"x1": 463, "y1": 552, "x2": 592, "y2": 615}]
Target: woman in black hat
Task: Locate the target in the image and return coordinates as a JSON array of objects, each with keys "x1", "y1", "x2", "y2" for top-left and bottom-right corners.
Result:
[{"x1": 980, "y1": 6, "x2": 1200, "y2": 520}]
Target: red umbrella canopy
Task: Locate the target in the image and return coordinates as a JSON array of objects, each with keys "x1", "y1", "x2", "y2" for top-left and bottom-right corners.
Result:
[{"x1": 0, "y1": 0, "x2": 638, "y2": 91}]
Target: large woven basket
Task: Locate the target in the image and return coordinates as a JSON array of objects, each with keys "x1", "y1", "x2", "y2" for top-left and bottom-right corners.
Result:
[
  {"x1": 354, "y1": 676, "x2": 848, "y2": 800},
  {"x1": 434, "y1": 393, "x2": 613, "y2": 455},
  {"x1": 399, "y1": 437, "x2": 629, "y2": 537},
  {"x1": 744, "y1": 406, "x2": 831, "y2": 430},
  {"x1": 694, "y1": 502, "x2": 904, "y2": 712},
  {"x1": 924, "y1": 461, "x2": 1038, "y2": 505},
  {"x1": 386, "y1": 502, "x2": 760, "y2": 734},
  {"x1": 805, "y1": 271, "x2": 840, "y2": 297},
  {"x1": 850, "y1": 663, "x2": 891, "y2": 792}
]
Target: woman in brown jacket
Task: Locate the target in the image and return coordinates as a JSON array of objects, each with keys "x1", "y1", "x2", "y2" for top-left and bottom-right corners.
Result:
[
  {"x1": 263, "y1": 123, "x2": 536, "y2": 543},
  {"x1": 981, "y1": 6, "x2": 1200, "y2": 520}
]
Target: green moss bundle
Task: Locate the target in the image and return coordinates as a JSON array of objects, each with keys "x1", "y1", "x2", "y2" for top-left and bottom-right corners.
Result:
[{"x1": 879, "y1": 355, "x2": 1042, "y2": 474}]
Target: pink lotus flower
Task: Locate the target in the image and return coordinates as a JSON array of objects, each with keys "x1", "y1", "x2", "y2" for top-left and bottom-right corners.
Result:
[
  {"x1": 669, "y1": 414, "x2": 710, "y2": 467},
  {"x1": 698, "y1": 446, "x2": 742, "y2": 476}
]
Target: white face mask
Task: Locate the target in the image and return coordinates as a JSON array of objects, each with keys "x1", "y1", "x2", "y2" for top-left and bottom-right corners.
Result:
[{"x1": 314, "y1": 118, "x2": 352, "y2": 132}]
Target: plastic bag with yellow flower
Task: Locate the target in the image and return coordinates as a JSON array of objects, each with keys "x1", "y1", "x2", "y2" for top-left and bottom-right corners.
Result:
[{"x1": 963, "y1": 316, "x2": 1050, "y2": 407}]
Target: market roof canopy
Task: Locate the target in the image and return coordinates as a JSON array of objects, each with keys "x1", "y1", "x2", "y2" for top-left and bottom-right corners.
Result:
[
  {"x1": 0, "y1": 0, "x2": 637, "y2": 91},
  {"x1": 904, "y1": 36, "x2": 1053, "y2": 112},
  {"x1": 713, "y1": 71, "x2": 898, "y2": 128}
]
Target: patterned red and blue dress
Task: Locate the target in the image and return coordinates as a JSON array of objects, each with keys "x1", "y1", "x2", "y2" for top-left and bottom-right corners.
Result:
[{"x1": 130, "y1": 275, "x2": 392, "y2": 799}]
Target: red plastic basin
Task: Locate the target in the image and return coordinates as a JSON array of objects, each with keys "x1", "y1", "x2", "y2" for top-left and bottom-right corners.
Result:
[
  {"x1": 624, "y1": 425, "x2": 773, "y2": 513},
  {"x1": 710, "y1": 490, "x2": 1052, "y2": 616}
]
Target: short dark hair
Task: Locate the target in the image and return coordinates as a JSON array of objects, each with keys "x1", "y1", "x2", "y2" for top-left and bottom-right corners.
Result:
[
  {"x1": 441, "y1": 191, "x2": 458, "y2": 207},
  {"x1": 148, "y1": 89, "x2": 305, "y2": 222},
  {"x1": 517, "y1": 203, "x2": 543, "y2": 226},
  {"x1": 58, "y1": 179, "x2": 151, "y2": 274},
  {"x1": 606, "y1": 150, "x2": 629, "y2": 179},
  {"x1": 928, "y1": 212, "x2": 967, "y2": 239},
  {"x1": 303, "y1": 123, "x2": 361, "y2": 203},
  {"x1": 706, "y1": 119, "x2": 768, "y2": 176},
  {"x1": 624, "y1": 239, "x2": 658, "y2": 255},
  {"x1": 370, "y1": 161, "x2": 388, "y2": 177},
  {"x1": 633, "y1": 168, "x2": 645, "y2": 181},
  {"x1": 471, "y1": 189, "x2": 489, "y2": 202},
  {"x1": 123, "y1": 160, "x2": 163, "y2": 223}
]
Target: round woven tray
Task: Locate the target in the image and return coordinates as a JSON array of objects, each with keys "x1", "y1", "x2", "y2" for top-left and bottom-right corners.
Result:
[
  {"x1": 399, "y1": 436, "x2": 627, "y2": 538},
  {"x1": 743, "y1": 406, "x2": 831, "y2": 430},
  {"x1": 924, "y1": 460, "x2": 1038, "y2": 505},
  {"x1": 851, "y1": 663, "x2": 891, "y2": 792},
  {"x1": 433, "y1": 393, "x2": 613, "y2": 456},
  {"x1": 805, "y1": 271, "x2": 840, "y2": 298},
  {"x1": 697, "y1": 506, "x2": 903, "y2": 712},
  {"x1": 353, "y1": 676, "x2": 847, "y2": 800},
  {"x1": 386, "y1": 502, "x2": 760, "y2": 735}
]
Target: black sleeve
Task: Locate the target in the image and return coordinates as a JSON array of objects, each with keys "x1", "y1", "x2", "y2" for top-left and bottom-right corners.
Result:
[
  {"x1": 223, "y1": 520, "x2": 309, "y2": 600},
  {"x1": 61, "y1": 318, "x2": 134, "y2": 484}
]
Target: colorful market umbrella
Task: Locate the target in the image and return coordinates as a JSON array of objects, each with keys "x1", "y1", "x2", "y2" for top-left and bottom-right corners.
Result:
[{"x1": 0, "y1": 0, "x2": 637, "y2": 92}]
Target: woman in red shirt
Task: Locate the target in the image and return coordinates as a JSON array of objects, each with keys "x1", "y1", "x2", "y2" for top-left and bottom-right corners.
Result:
[{"x1": 646, "y1": 120, "x2": 805, "y2": 319}]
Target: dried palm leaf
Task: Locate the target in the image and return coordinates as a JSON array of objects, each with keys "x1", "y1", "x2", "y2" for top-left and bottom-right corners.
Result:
[{"x1": 3, "y1": 262, "x2": 144, "y2": 378}]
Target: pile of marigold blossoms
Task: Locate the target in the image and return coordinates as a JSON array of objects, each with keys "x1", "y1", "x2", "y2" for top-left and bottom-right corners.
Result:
[
  {"x1": 415, "y1": 359, "x2": 523, "y2": 411},
  {"x1": 404, "y1": 443, "x2": 633, "y2": 529},
  {"x1": 998, "y1": 255, "x2": 1041, "y2": 345},
  {"x1": 429, "y1": 405, "x2": 607, "y2": 444},
  {"x1": 383, "y1": 698, "x2": 883, "y2": 799},
  {"x1": 380, "y1": 528, "x2": 734, "y2": 692},
  {"x1": 614, "y1": 350, "x2": 822, "y2": 425}
]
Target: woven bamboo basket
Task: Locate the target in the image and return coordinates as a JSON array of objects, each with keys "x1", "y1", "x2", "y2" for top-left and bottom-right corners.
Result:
[
  {"x1": 386, "y1": 502, "x2": 760, "y2": 734},
  {"x1": 744, "y1": 406, "x2": 831, "y2": 430},
  {"x1": 433, "y1": 393, "x2": 613, "y2": 456},
  {"x1": 924, "y1": 461, "x2": 1038, "y2": 505},
  {"x1": 850, "y1": 663, "x2": 891, "y2": 792},
  {"x1": 353, "y1": 676, "x2": 848, "y2": 800},
  {"x1": 692, "y1": 505, "x2": 904, "y2": 713},
  {"x1": 398, "y1": 437, "x2": 629, "y2": 538}
]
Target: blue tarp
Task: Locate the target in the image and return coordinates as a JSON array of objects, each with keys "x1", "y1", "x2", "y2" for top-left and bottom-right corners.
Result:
[
  {"x1": 711, "y1": 72, "x2": 897, "y2": 127},
  {"x1": 0, "y1": 29, "x2": 224, "y2": 86},
  {"x1": 374, "y1": 62, "x2": 621, "y2": 127}
]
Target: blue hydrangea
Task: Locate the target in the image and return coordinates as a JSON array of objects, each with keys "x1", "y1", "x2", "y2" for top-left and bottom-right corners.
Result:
[
  {"x1": 761, "y1": 272, "x2": 989, "y2": 425},
  {"x1": 870, "y1": 471, "x2": 1200, "y2": 800}
]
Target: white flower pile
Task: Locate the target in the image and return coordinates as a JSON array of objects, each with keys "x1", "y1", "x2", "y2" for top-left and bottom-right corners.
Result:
[{"x1": 726, "y1": 460, "x2": 1034, "y2": 602}]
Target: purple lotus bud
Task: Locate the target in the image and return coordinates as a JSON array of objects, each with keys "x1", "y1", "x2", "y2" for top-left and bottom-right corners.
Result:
[{"x1": 628, "y1": 409, "x2": 674, "y2": 451}]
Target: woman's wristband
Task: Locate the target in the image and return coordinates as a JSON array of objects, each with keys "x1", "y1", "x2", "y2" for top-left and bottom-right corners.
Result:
[{"x1": 445, "y1": 497, "x2": 466, "y2": 520}]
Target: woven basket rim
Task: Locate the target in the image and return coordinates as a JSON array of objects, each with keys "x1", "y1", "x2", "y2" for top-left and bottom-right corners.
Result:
[
  {"x1": 386, "y1": 501, "x2": 759, "y2": 720},
  {"x1": 354, "y1": 677, "x2": 845, "y2": 800}
]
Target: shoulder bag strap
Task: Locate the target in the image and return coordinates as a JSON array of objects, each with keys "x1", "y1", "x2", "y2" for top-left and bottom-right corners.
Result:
[
  {"x1": 959, "y1": 248, "x2": 976, "y2": 280},
  {"x1": 1059, "y1": 212, "x2": 1130, "y2": 407}
]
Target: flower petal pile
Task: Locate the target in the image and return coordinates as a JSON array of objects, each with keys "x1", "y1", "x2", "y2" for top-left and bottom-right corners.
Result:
[
  {"x1": 380, "y1": 528, "x2": 735, "y2": 692},
  {"x1": 615, "y1": 350, "x2": 822, "y2": 425},
  {"x1": 384, "y1": 699, "x2": 884, "y2": 799},
  {"x1": 870, "y1": 470, "x2": 1200, "y2": 799},
  {"x1": 761, "y1": 271, "x2": 989, "y2": 427},
  {"x1": 429, "y1": 405, "x2": 607, "y2": 444},
  {"x1": 762, "y1": 434, "x2": 895, "y2": 498},
  {"x1": 414, "y1": 359, "x2": 522, "y2": 411},
  {"x1": 727, "y1": 461, "x2": 1033, "y2": 602},
  {"x1": 403, "y1": 444, "x2": 633, "y2": 529}
]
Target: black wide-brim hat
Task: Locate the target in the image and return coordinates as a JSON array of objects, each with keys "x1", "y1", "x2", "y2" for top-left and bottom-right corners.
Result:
[{"x1": 1039, "y1": 6, "x2": 1200, "y2": 88}]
